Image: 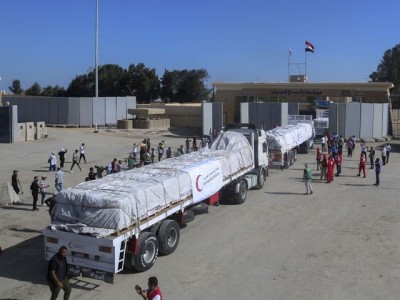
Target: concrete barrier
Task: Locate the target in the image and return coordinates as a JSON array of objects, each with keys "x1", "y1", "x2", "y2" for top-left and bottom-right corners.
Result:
[
  {"x1": 35, "y1": 122, "x2": 46, "y2": 139},
  {"x1": 17, "y1": 123, "x2": 26, "y2": 142},
  {"x1": 117, "y1": 119, "x2": 133, "y2": 129},
  {"x1": 25, "y1": 122, "x2": 35, "y2": 141}
]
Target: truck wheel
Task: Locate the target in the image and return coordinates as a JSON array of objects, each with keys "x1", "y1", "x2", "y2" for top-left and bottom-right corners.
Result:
[
  {"x1": 234, "y1": 180, "x2": 247, "y2": 204},
  {"x1": 133, "y1": 232, "x2": 159, "y2": 272},
  {"x1": 187, "y1": 203, "x2": 209, "y2": 215},
  {"x1": 255, "y1": 168, "x2": 265, "y2": 190},
  {"x1": 157, "y1": 220, "x2": 180, "y2": 255},
  {"x1": 182, "y1": 210, "x2": 195, "y2": 224},
  {"x1": 150, "y1": 222, "x2": 162, "y2": 235}
]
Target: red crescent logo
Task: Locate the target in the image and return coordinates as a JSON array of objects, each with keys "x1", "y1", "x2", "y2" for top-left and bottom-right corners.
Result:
[
  {"x1": 196, "y1": 175, "x2": 203, "y2": 192},
  {"x1": 68, "y1": 241, "x2": 73, "y2": 248}
]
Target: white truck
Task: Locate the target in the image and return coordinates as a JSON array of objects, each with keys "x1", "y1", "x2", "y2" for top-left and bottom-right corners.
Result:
[
  {"x1": 267, "y1": 121, "x2": 314, "y2": 169},
  {"x1": 42, "y1": 125, "x2": 268, "y2": 283},
  {"x1": 314, "y1": 117, "x2": 329, "y2": 137}
]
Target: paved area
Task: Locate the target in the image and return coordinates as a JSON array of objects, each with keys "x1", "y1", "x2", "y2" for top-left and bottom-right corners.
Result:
[{"x1": 0, "y1": 128, "x2": 399, "y2": 300}]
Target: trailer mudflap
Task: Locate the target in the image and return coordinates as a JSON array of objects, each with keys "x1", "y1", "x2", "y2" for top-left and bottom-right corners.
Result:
[{"x1": 68, "y1": 264, "x2": 114, "y2": 283}]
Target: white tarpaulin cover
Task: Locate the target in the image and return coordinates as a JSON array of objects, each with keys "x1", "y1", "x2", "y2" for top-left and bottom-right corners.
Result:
[
  {"x1": 267, "y1": 123, "x2": 313, "y2": 153},
  {"x1": 51, "y1": 131, "x2": 254, "y2": 237}
]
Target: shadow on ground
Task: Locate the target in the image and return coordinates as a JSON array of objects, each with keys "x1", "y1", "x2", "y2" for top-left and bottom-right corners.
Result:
[{"x1": 0, "y1": 235, "x2": 100, "y2": 292}]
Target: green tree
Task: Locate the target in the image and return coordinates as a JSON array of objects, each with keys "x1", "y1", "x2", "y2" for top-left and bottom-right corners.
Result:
[
  {"x1": 8, "y1": 79, "x2": 24, "y2": 95},
  {"x1": 124, "y1": 63, "x2": 160, "y2": 103},
  {"x1": 66, "y1": 73, "x2": 94, "y2": 97},
  {"x1": 41, "y1": 85, "x2": 66, "y2": 97},
  {"x1": 161, "y1": 69, "x2": 209, "y2": 103},
  {"x1": 370, "y1": 44, "x2": 400, "y2": 92},
  {"x1": 25, "y1": 82, "x2": 42, "y2": 96},
  {"x1": 98, "y1": 64, "x2": 126, "y2": 97}
]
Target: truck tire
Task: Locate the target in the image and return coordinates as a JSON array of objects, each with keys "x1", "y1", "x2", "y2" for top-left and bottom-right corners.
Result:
[
  {"x1": 255, "y1": 168, "x2": 265, "y2": 190},
  {"x1": 150, "y1": 222, "x2": 162, "y2": 235},
  {"x1": 157, "y1": 220, "x2": 180, "y2": 255},
  {"x1": 234, "y1": 180, "x2": 247, "y2": 204},
  {"x1": 182, "y1": 210, "x2": 195, "y2": 223},
  {"x1": 187, "y1": 203, "x2": 209, "y2": 215},
  {"x1": 133, "y1": 232, "x2": 159, "y2": 272}
]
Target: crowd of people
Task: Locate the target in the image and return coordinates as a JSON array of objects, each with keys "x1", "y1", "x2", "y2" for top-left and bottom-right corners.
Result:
[
  {"x1": 304, "y1": 132, "x2": 391, "y2": 194},
  {"x1": 11, "y1": 136, "x2": 212, "y2": 212}
]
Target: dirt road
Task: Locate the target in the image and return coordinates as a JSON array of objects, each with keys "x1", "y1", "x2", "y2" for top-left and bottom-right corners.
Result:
[{"x1": 0, "y1": 129, "x2": 399, "y2": 300}]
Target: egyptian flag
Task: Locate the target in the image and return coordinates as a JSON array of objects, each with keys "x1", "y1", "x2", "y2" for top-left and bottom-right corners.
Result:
[{"x1": 305, "y1": 41, "x2": 315, "y2": 53}]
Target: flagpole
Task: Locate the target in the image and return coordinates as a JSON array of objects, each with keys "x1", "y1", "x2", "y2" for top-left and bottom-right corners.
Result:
[
  {"x1": 304, "y1": 48, "x2": 307, "y2": 81},
  {"x1": 288, "y1": 48, "x2": 290, "y2": 82}
]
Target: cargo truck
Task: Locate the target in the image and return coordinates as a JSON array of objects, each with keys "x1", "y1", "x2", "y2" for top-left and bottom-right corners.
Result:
[
  {"x1": 267, "y1": 121, "x2": 314, "y2": 169},
  {"x1": 42, "y1": 125, "x2": 268, "y2": 283}
]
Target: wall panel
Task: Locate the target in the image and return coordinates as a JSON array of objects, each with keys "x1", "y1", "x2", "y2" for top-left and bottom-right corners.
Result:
[
  {"x1": 93, "y1": 97, "x2": 106, "y2": 126},
  {"x1": 373, "y1": 104, "x2": 383, "y2": 137},
  {"x1": 105, "y1": 97, "x2": 117, "y2": 125},
  {"x1": 360, "y1": 104, "x2": 374, "y2": 139},
  {"x1": 79, "y1": 97, "x2": 93, "y2": 126}
]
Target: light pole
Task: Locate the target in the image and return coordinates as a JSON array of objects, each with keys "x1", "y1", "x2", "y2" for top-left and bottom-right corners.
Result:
[{"x1": 95, "y1": 0, "x2": 99, "y2": 99}]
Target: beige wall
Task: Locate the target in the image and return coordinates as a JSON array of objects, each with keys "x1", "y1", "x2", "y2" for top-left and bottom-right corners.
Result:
[
  {"x1": 214, "y1": 82, "x2": 393, "y2": 124},
  {"x1": 136, "y1": 103, "x2": 202, "y2": 128}
]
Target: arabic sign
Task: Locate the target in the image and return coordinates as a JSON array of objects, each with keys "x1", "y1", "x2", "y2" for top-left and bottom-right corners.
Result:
[{"x1": 271, "y1": 89, "x2": 322, "y2": 96}]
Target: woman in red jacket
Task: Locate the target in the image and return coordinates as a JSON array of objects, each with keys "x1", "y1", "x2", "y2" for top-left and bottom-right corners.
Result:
[
  {"x1": 357, "y1": 153, "x2": 366, "y2": 178},
  {"x1": 326, "y1": 154, "x2": 335, "y2": 183}
]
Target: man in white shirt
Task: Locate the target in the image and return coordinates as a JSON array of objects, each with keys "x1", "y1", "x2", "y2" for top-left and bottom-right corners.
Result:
[
  {"x1": 79, "y1": 143, "x2": 87, "y2": 163},
  {"x1": 321, "y1": 136, "x2": 327, "y2": 152},
  {"x1": 385, "y1": 143, "x2": 391, "y2": 164},
  {"x1": 381, "y1": 145, "x2": 387, "y2": 165}
]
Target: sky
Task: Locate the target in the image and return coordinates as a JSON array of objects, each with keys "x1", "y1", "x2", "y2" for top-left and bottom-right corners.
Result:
[{"x1": 0, "y1": 0, "x2": 399, "y2": 92}]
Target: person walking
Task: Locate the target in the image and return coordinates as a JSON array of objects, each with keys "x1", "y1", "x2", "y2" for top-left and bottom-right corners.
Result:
[
  {"x1": 326, "y1": 155, "x2": 335, "y2": 183},
  {"x1": 58, "y1": 148, "x2": 67, "y2": 169},
  {"x1": 11, "y1": 170, "x2": 21, "y2": 195},
  {"x1": 316, "y1": 148, "x2": 322, "y2": 171},
  {"x1": 70, "y1": 150, "x2": 82, "y2": 172},
  {"x1": 335, "y1": 152, "x2": 342, "y2": 176},
  {"x1": 374, "y1": 158, "x2": 382, "y2": 186},
  {"x1": 48, "y1": 152, "x2": 57, "y2": 172},
  {"x1": 79, "y1": 143, "x2": 86, "y2": 163},
  {"x1": 381, "y1": 145, "x2": 387, "y2": 166},
  {"x1": 30, "y1": 176, "x2": 40, "y2": 211},
  {"x1": 360, "y1": 142, "x2": 367, "y2": 157},
  {"x1": 135, "y1": 276, "x2": 162, "y2": 300},
  {"x1": 368, "y1": 146, "x2": 375, "y2": 169},
  {"x1": 158, "y1": 144, "x2": 163, "y2": 162},
  {"x1": 357, "y1": 153, "x2": 366, "y2": 178},
  {"x1": 321, "y1": 135, "x2": 327, "y2": 153},
  {"x1": 48, "y1": 246, "x2": 71, "y2": 300},
  {"x1": 346, "y1": 138, "x2": 353, "y2": 157},
  {"x1": 55, "y1": 168, "x2": 65, "y2": 192},
  {"x1": 303, "y1": 163, "x2": 313, "y2": 195},
  {"x1": 351, "y1": 135, "x2": 356, "y2": 152},
  {"x1": 320, "y1": 154, "x2": 328, "y2": 180},
  {"x1": 39, "y1": 175, "x2": 50, "y2": 207},
  {"x1": 385, "y1": 143, "x2": 391, "y2": 164}
]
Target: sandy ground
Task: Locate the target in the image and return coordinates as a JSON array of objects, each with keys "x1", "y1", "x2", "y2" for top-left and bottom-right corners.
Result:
[{"x1": 0, "y1": 128, "x2": 399, "y2": 300}]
